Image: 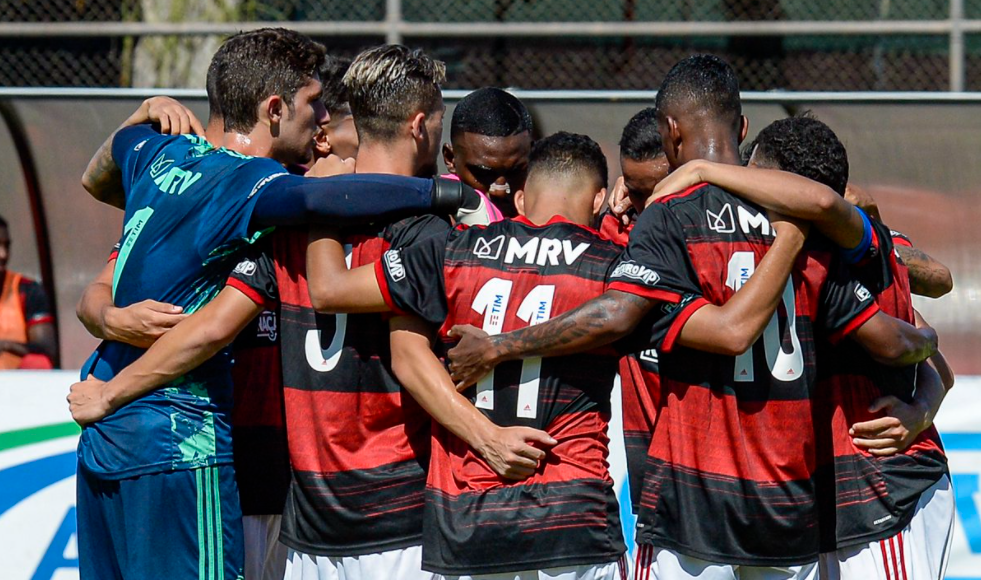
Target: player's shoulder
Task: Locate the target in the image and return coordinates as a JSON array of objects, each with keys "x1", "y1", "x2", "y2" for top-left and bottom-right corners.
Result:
[{"x1": 385, "y1": 213, "x2": 453, "y2": 245}]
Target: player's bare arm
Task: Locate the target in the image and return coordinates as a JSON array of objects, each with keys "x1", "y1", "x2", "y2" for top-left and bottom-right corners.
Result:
[
  {"x1": 896, "y1": 245, "x2": 954, "y2": 298},
  {"x1": 389, "y1": 315, "x2": 556, "y2": 480},
  {"x1": 849, "y1": 310, "x2": 938, "y2": 366},
  {"x1": 81, "y1": 96, "x2": 205, "y2": 209},
  {"x1": 76, "y1": 258, "x2": 187, "y2": 348},
  {"x1": 306, "y1": 228, "x2": 387, "y2": 313},
  {"x1": 67, "y1": 286, "x2": 261, "y2": 425},
  {"x1": 652, "y1": 159, "x2": 867, "y2": 250},
  {"x1": 447, "y1": 290, "x2": 653, "y2": 388},
  {"x1": 677, "y1": 212, "x2": 808, "y2": 355}
]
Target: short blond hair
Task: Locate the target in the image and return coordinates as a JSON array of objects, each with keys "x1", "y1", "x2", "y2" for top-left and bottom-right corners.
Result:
[{"x1": 344, "y1": 44, "x2": 446, "y2": 141}]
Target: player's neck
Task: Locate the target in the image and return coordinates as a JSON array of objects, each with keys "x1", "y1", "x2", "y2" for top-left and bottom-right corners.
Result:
[
  {"x1": 222, "y1": 129, "x2": 275, "y2": 159},
  {"x1": 681, "y1": 134, "x2": 742, "y2": 167},
  {"x1": 524, "y1": 201, "x2": 590, "y2": 228},
  {"x1": 354, "y1": 140, "x2": 420, "y2": 176},
  {"x1": 204, "y1": 117, "x2": 223, "y2": 148}
]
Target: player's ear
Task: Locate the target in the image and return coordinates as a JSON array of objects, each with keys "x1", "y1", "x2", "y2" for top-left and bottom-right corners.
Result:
[
  {"x1": 514, "y1": 189, "x2": 527, "y2": 217},
  {"x1": 442, "y1": 143, "x2": 456, "y2": 173},
  {"x1": 592, "y1": 187, "x2": 607, "y2": 217},
  {"x1": 264, "y1": 95, "x2": 284, "y2": 128},
  {"x1": 410, "y1": 111, "x2": 427, "y2": 143},
  {"x1": 738, "y1": 115, "x2": 749, "y2": 144}
]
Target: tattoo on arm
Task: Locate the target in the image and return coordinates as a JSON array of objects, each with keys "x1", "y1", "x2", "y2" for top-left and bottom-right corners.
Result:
[
  {"x1": 895, "y1": 245, "x2": 953, "y2": 298},
  {"x1": 492, "y1": 291, "x2": 652, "y2": 359}
]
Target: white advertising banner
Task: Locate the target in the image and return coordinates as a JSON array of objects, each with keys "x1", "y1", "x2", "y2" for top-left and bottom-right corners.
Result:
[{"x1": 0, "y1": 371, "x2": 978, "y2": 579}]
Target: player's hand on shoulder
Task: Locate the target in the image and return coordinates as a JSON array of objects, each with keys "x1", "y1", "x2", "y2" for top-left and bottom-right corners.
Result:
[
  {"x1": 67, "y1": 375, "x2": 112, "y2": 426},
  {"x1": 849, "y1": 395, "x2": 931, "y2": 456},
  {"x1": 135, "y1": 96, "x2": 206, "y2": 136},
  {"x1": 767, "y1": 210, "x2": 811, "y2": 241},
  {"x1": 447, "y1": 324, "x2": 497, "y2": 390},
  {"x1": 106, "y1": 300, "x2": 188, "y2": 348},
  {"x1": 844, "y1": 183, "x2": 882, "y2": 222},
  {"x1": 475, "y1": 425, "x2": 557, "y2": 481},
  {"x1": 306, "y1": 154, "x2": 356, "y2": 178}
]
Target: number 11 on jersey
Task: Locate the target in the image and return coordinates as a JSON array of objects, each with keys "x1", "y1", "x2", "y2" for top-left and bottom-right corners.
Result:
[{"x1": 470, "y1": 278, "x2": 555, "y2": 419}]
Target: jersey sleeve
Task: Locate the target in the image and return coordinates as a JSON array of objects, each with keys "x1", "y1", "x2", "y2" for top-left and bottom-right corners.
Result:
[
  {"x1": 19, "y1": 278, "x2": 53, "y2": 327},
  {"x1": 890, "y1": 228, "x2": 913, "y2": 248},
  {"x1": 606, "y1": 201, "x2": 702, "y2": 304},
  {"x1": 203, "y1": 157, "x2": 289, "y2": 243},
  {"x1": 818, "y1": 260, "x2": 880, "y2": 344},
  {"x1": 226, "y1": 239, "x2": 279, "y2": 310},
  {"x1": 110, "y1": 125, "x2": 168, "y2": 196},
  {"x1": 375, "y1": 229, "x2": 453, "y2": 326}
]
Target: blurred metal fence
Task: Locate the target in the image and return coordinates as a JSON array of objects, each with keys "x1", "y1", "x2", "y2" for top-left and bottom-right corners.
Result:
[{"x1": 1, "y1": 0, "x2": 980, "y2": 90}]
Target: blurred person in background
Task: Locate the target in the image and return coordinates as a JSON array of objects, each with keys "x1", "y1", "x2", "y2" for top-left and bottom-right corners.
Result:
[
  {"x1": 313, "y1": 55, "x2": 359, "y2": 161},
  {"x1": 0, "y1": 214, "x2": 57, "y2": 369},
  {"x1": 442, "y1": 87, "x2": 533, "y2": 220}
]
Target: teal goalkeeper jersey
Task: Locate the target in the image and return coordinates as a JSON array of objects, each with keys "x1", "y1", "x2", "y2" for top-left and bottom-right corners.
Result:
[{"x1": 78, "y1": 125, "x2": 286, "y2": 478}]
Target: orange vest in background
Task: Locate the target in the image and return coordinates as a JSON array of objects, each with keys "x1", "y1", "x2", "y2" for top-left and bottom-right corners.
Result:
[{"x1": 0, "y1": 271, "x2": 27, "y2": 370}]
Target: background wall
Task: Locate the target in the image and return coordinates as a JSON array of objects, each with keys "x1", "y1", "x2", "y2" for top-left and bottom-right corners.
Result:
[{"x1": 0, "y1": 92, "x2": 975, "y2": 372}]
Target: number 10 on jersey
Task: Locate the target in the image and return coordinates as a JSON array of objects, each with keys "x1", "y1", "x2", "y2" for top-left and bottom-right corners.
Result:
[{"x1": 470, "y1": 278, "x2": 556, "y2": 419}]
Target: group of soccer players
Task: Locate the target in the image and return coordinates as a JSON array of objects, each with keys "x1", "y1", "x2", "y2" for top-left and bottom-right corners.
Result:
[{"x1": 65, "y1": 26, "x2": 956, "y2": 580}]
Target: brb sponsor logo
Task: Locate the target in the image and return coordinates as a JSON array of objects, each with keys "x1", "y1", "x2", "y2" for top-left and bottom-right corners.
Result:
[{"x1": 0, "y1": 421, "x2": 81, "y2": 580}]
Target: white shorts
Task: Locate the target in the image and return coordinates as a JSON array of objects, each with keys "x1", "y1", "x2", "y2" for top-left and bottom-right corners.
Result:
[
  {"x1": 438, "y1": 556, "x2": 628, "y2": 580},
  {"x1": 632, "y1": 545, "x2": 816, "y2": 580},
  {"x1": 285, "y1": 544, "x2": 436, "y2": 580},
  {"x1": 818, "y1": 474, "x2": 954, "y2": 580},
  {"x1": 243, "y1": 514, "x2": 289, "y2": 580}
]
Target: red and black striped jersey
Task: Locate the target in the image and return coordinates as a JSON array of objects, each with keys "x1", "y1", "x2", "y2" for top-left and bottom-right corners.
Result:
[
  {"x1": 227, "y1": 215, "x2": 450, "y2": 556},
  {"x1": 607, "y1": 183, "x2": 879, "y2": 566},
  {"x1": 228, "y1": 309, "x2": 290, "y2": 516},
  {"x1": 814, "y1": 219, "x2": 948, "y2": 551},
  {"x1": 377, "y1": 215, "x2": 627, "y2": 575},
  {"x1": 599, "y1": 212, "x2": 661, "y2": 515}
]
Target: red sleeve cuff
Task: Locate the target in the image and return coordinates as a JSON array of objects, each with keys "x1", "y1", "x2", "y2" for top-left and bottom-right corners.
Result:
[
  {"x1": 26, "y1": 315, "x2": 54, "y2": 328},
  {"x1": 374, "y1": 259, "x2": 406, "y2": 316},
  {"x1": 661, "y1": 297, "x2": 711, "y2": 353},
  {"x1": 828, "y1": 302, "x2": 880, "y2": 344},
  {"x1": 607, "y1": 281, "x2": 683, "y2": 304},
  {"x1": 108, "y1": 250, "x2": 119, "y2": 262},
  {"x1": 891, "y1": 235, "x2": 913, "y2": 248},
  {"x1": 226, "y1": 277, "x2": 275, "y2": 310}
]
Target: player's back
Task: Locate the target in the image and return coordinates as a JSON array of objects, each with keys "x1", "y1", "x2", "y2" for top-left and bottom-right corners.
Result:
[
  {"x1": 425, "y1": 216, "x2": 626, "y2": 574},
  {"x1": 268, "y1": 218, "x2": 447, "y2": 556},
  {"x1": 625, "y1": 183, "x2": 877, "y2": 566},
  {"x1": 78, "y1": 127, "x2": 290, "y2": 480},
  {"x1": 815, "y1": 221, "x2": 948, "y2": 550}
]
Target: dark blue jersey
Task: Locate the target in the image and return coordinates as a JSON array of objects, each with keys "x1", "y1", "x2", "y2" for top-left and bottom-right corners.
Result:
[{"x1": 77, "y1": 125, "x2": 441, "y2": 480}]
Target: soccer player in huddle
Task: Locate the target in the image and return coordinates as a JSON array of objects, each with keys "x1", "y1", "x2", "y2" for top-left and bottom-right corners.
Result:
[
  {"x1": 598, "y1": 107, "x2": 672, "y2": 515},
  {"x1": 442, "y1": 86, "x2": 534, "y2": 220},
  {"x1": 67, "y1": 29, "x2": 479, "y2": 579},
  {"x1": 313, "y1": 55, "x2": 359, "y2": 161},
  {"x1": 601, "y1": 106, "x2": 671, "y2": 240},
  {"x1": 302, "y1": 127, "x2": 822, "y2": 578},
  {"x1": 446, "y1": 55, "x2": 939, "y2": 580},
  {"x1": 652, "y1": 114, "x2": 954, "y2": 580}
]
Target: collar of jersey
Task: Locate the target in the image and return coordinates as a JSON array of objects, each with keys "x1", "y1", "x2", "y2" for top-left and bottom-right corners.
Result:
[{"x1": 513, "y1": 214, "x2": 600, "y2": 234}]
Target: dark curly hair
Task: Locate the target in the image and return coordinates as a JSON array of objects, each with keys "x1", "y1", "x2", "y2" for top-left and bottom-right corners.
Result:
[
  {"x1": 213, "y1": 28, "x2": 326, "y2": 134},
  {"x1": 529, "y1": 131, "x2": 608, "y2": 189},
  {"x1": 320, "y1": 55, "x2": 352, "y2": 116},
  {"x1": 451, "y1": 87, "x2": 533, "y2": 140},
  {"x1": 655, "y1": 54, "x2": 742, "y2": 131},
  {"x1": 748, "y1": 113, "x2": 849, "y2": 196},
  {"x1": 619, "y1": 107, "x2": 662, "y2": 162}
]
